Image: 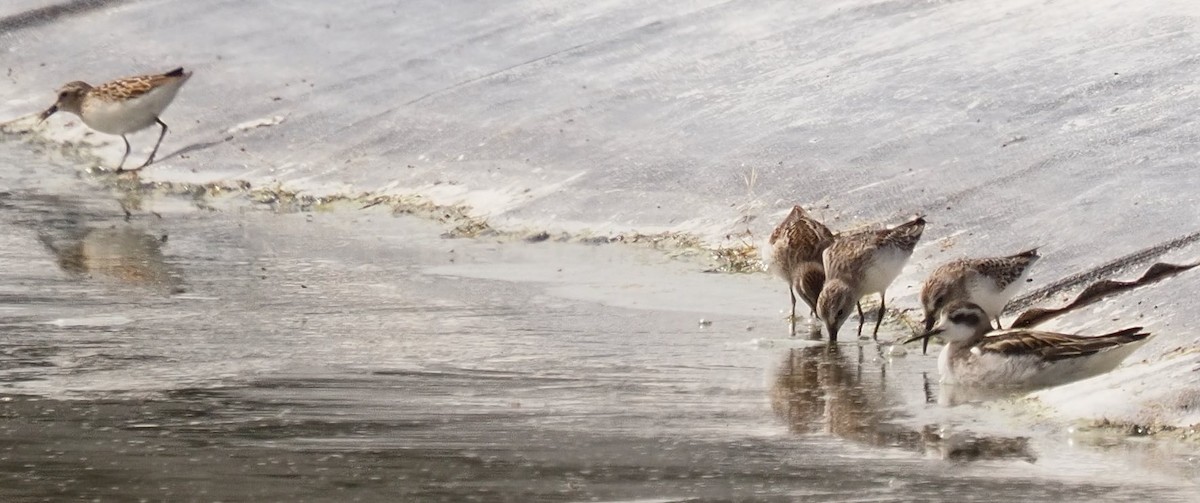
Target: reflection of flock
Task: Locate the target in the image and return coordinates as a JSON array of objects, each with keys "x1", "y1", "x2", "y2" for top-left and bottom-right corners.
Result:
[
  {"x1": 769, "y1": 345, "x2": 1036, "y2": 462},
  {"x1": 768, "y1": 206, "x2": 1152, "y2": 391}
]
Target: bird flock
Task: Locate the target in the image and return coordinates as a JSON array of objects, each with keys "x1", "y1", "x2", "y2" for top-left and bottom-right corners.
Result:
[{"x1": 768, "y1": 206, "x2": 1153, "y2": 389}]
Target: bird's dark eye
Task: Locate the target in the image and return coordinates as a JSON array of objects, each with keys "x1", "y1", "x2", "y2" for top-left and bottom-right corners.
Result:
[
  {"x1": 837, "y1": 309, "x2": 845, "y2": 319},
  {"x1": 58, "y1": 91, "x2": 68, "y2": 98},
  {"x1": 949, "y1": 313, "x2": 980, "y2": 326}
]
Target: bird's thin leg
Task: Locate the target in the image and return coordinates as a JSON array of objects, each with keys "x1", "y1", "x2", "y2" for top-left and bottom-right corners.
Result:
[
  {"x1": 856, "y1": 301, "x2": 865, "y2": 336},
  {"x1": 872, "y1": 293, "x2": 886, "y2": 339},
  {"x1": 115, "y1": 135, "x2": 131, "y2": 172},
  {"x1": 789, "y1": 287, "x2": 797, "y2": 336},
  {"x1": 135, "y1": 118, "x2": 169, "y2": 169}
]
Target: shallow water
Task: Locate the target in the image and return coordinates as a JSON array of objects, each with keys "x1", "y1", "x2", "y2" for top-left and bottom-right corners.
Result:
[{"x1": 1, "y1": 149, "x2": 1198, "y2": 501}]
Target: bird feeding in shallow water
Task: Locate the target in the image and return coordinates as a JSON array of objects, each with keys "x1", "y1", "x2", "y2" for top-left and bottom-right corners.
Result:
[
  {"x1": 902, "y1": 300, "x2": 1152, "y2": 388},
  {"x1": 918, "y1": 248, "x2": 1040, "y2": 354},
  {"x1": 766, "y1": 205, "x2": 834, "y2": 334},
  {"x1": 817, "y1": 215, "x2": 925, "y2": 341},
  {"x1": 40, "y1": 67, "x2": 192, "y2": 172}
]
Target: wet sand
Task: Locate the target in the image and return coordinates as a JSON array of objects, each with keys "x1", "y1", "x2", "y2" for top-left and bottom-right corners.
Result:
[{"x1": 0, "y1": 155, "x2": 1198, "y2": 501}]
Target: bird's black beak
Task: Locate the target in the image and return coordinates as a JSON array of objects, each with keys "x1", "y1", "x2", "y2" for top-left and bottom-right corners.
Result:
[
  {"x1": 825, "y1": 321, "x2": 839, "y2": 343},
  {"x1": 39, "y1": 105, "x2": 58, "y2": 123},
  {"x1": 922, "y1": 316, "x2": 936, "y2": 355},
  {"x1": 902, "y1": 327, "x2": 943, "y2": 355}
]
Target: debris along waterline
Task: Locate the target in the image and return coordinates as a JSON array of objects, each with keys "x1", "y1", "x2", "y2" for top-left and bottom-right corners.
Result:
[
  {"x1": 0, "y1": 111, "x2": 763, "y2": 273},
  {"x1": 99, "y1": 174, "x2": 766, "y2": 273}
]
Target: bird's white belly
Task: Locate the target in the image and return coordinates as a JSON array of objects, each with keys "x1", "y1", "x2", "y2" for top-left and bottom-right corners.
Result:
[
  {"x1": 81, "y1": 85, "x2": 181, "y2": 135},
  {"x1": 965, "y1": 277, "x2": 1006, "y2": 318},
  {"x1": 765, "y1": 245, "x2": 791, "y2": 282},
  {"x1": 966, "y1": 272, "x2": 1029, "y2": 318},
  {"x1": 943, "y1": 351, "x2": 1041, "y2": 386},
  {"x1": 860, "y1": 246, "x2": 910, "y2": 295}
]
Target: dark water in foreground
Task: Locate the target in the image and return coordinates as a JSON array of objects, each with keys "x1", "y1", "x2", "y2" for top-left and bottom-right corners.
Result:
[{"x1": 0, "y1": 152, "x2": 1197, "y2": 501}]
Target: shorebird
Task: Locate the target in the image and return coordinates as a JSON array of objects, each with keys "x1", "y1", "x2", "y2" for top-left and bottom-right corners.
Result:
[
  {"x1": 766, "y1": 205, "x2": 834, "y2": 334},
  {"x1": 817, "y1": 215, "x2": 925, "y2": 340},
  {"x1": 903, "y1": 301, "x2": 1152, "y2": 388},
  {"x1": 919, "y1": 248, "x2": 1040, "y2": 353},
  {"x1": 40, "y1": 67, "x2": 192, "y2": 172}
]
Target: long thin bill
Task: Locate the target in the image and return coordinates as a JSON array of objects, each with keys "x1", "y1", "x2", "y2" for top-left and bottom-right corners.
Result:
[{"x1": 38, "y1": 105, "x2": 58, "y2": 122}]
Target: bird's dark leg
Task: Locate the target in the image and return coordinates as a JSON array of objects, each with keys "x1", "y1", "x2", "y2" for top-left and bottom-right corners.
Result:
[
  {"x1": 855, "y1": 301, "x2": 865, "y2": 337},
  {"x1": 135, "y1": 118, "x2": 169, "y2": 169},
  {"x1": 872, "y1": 293, "x2": 886, "y2": 339},
  {"x1": 114, "y1": 135, "x2": 131, "y2": 172}
]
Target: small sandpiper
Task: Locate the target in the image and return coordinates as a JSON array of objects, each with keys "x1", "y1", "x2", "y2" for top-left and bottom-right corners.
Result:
[
  {"x1": 817, "y1": 215, "x2": 925, "y2": 340},
  {"x1": 40, "y1": 67, "x2": 192, "y2": 172},
  {"x1": 903, "y1": 300, "x2": 1152, "y2": 388},
  {"x1": 919, "y1": 248, "x2": 1040, "y2": 353},
  {"x1": 766, "y1": 205, "x2": 834, "y2": 334}
]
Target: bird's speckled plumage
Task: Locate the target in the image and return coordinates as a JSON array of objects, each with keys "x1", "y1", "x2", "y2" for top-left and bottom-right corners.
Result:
[
  {"x1": 823, "y1": 216, "x2": 925, "y2": 283},
  {"x1": 89, "y1": 68, "x2": 190, "y2": 102},
  {"x1": 40, "y1": 67, "x2": 191, "y2": 172},
  {"x1": 767, "y1": 205, "x2": 834, "y2": 329},
  {"x1": 920, "y1": 248, "x2": 1040, "y2": 337},
  {"x1": 975, "y1": 327, "x2": 1147, "y2": 362},
  {"x1": 817, "y1": 215, "x2": 925, "y2": 340}
]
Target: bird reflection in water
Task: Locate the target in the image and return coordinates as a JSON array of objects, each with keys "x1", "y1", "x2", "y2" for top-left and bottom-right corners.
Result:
[
  {"x1": 770, "y1": 345, "x2": 1035, "y2": 462},
  {"x1": 930, "y1": 375, "x2": 1032, "y2": 407},
  {"x1": 41, "y1": 225, "x2": 183, "y2": 294}
]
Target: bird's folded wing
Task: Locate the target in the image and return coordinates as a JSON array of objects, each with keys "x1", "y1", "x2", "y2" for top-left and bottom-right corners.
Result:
[{"x1": 978, "y1": 327, "x2": 1146, "y2": 362}]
